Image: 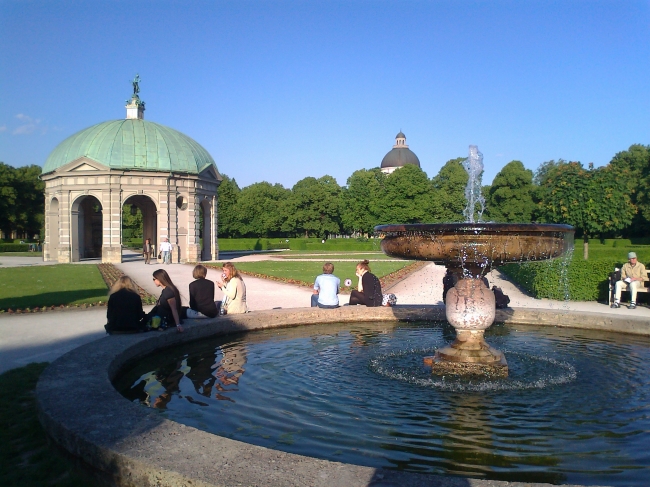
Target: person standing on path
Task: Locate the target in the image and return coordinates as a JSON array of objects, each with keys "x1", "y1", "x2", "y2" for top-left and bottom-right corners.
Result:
[
  {"x1": 143, "y1": 238, "x2": 153, "y2": 264},
  {"x1": 159, "y1": 238, "x2": 172, "y2": 265},
  {"x1": 311, "y1": 262, "x2": 340, "y2": 308}
]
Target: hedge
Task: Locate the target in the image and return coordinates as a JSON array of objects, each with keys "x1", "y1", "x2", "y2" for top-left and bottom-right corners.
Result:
[
  {"x1": 216, "y1": 238, "x2": 381, "y2": 252},
  {"x1": 0, "y1": 244, "x2": 30, "y2": 252},
  {"x1": 500, "y1": 257, "x2": 620, "y2": 301},
  {"x1": 218, "y1": 239, "x2": 291, "y2": 251}
]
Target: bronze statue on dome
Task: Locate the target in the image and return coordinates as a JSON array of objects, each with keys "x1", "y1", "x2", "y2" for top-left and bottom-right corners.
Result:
[{"x1": 132, "y1": 74, "x2": 141, "y2": 96}]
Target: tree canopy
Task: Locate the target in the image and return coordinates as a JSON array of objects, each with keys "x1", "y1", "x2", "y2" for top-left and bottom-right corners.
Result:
[{"x1": 486, "y1": 160, "x2": 535, "y2": 223}]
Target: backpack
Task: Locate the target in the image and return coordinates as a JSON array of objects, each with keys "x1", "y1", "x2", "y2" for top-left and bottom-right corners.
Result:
[{"x1": 492, "y1": 286, "x2": 510, "y2": 309}]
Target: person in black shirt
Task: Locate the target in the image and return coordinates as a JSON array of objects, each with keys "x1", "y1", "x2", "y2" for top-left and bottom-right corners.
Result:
[
  {"x1": 349, "y1": 260, "x2": 383, "y2": 307},
  {"x1": 152, "y1": 269, "x2": 184, "y2": 332},
  {"x1": 187, "y1": 264, "x2": 219, "y2": 318},
  {"x1": 105, "y1": 276, "x2": 146, "y2": 334}
]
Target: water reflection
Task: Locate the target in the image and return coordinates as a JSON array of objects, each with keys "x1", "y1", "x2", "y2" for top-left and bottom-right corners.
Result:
[
  {"x1": 120, "y1": 343, "x2": 248, "y2": 408},
  {"x1": 115, "y1": 322, "x2": 650, "y2": 486}
]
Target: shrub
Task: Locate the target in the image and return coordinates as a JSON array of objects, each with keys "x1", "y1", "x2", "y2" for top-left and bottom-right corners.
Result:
[
  {"x1": 0, "y1": 243, "x2": 29, "y2": 252},
  {"x1": 501, "y1": 257, "x2": 619, "y2": 301},
  {"x1": 218, "y1": 239, "x2": 291, "y2": 251}
]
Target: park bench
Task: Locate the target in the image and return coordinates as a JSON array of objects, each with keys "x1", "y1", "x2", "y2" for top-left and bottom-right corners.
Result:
[{"x1": 608, "y1": 267, "x2": 650, "y2": 306}]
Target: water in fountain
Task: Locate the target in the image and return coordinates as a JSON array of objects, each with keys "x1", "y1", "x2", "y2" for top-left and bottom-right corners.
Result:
[
  {"x1": 462, "y1": 144, "x2": 486, "y2": 223},
  {"x1": 115, "y1": 321, "x2": 650, "y2": 486}
]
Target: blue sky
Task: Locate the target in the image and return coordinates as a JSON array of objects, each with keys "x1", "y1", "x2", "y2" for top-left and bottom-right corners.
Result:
[{"x1": 1, "y1": 0, "x2": 648, "y2": 189}]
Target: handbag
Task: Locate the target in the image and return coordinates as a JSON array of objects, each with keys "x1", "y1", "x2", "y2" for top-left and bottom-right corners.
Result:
[{"x1": 158, "y1": 252, "x2": 162, "y2": 259}]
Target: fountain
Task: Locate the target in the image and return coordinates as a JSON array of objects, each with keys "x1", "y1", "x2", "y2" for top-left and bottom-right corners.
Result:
[{"x1": 376, "y1": 146, "x2": 574, "y2": 377}]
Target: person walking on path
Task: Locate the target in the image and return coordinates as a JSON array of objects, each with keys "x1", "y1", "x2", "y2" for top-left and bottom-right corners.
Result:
[
  {"x1": 613, "y1": 252, "x2": 648, "y2": 309},
  {"x1": 349, "y1": 260, "x2": 383, "y2": 307},
  {"x1": 143, "y1": 238, "x2": 153, "y2": 264},
  {"x1": 159, "y1": 238, "x2": 172, "y2": 265},
  {"x1": 311, "y1": 262, "x2": 340, "y2": 308},
  {"x1": 216, "y1": 262, "x2": 248, "y2": 314}
]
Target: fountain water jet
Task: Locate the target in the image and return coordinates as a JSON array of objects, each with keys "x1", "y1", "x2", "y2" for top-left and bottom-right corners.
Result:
[{"x1": 377, "y1": 145, "x2": 574, "y2": 377}]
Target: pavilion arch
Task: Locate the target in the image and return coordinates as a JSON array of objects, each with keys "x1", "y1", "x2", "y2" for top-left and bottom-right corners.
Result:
[
  {"x1": 70, "y1": 195, "x2": 103, "y2": 261},
  {"x1": 122, "y1": 194, "x2": 158, "y2": 260}
]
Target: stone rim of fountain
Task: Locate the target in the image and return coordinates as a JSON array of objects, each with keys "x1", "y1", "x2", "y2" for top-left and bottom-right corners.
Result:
[{"x1": 36, "y1": 306, "x2": 649, "y2": 487}]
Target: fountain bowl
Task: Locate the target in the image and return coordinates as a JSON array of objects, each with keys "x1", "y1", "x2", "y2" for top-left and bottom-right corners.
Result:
[{"x1": 376, "y1": 223, "x2": 574, "y2": 271}]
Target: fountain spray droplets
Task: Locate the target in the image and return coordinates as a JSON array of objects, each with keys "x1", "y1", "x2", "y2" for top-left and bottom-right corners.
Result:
[{"x1": 463, "y1": 145, "x2": 486, "y2": 224}]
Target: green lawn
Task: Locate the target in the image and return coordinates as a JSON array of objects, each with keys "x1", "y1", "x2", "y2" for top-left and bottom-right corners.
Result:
[
  {"x1": 0, "y1": 364, "x2": 95, "y2": 487},
  {"x1": 232, "y1": 260, "x2": 412, "y2": 286},
  {"x1": 0, "y1": 265, "x2": 108, "y2": 310},
  {"x1": 277, "y1": 252, "x2": 393, "y2": 260}
]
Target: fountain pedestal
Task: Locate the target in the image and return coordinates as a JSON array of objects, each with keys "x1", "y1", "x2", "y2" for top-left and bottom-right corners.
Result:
[
  {"x1": 424, "y1": 278, "x2": 508, "y2": 377},
  {"x1": 376, "y1": 222, "x2": 574, "y2": 379}
]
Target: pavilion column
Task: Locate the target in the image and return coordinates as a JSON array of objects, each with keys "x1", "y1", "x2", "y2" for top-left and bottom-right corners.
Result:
[
  {"x1": 187, "y1": 190, "x2": 201, "y2": 262},
  {"x1": 101, "y1": 185, "x2": 122, "y2": 263},
  {"x1": 58, "y1": 191, "x2": 72, "y2": 263},
  {"x1": 211, "y1": 194, "x2": 218, "y2": 261}
]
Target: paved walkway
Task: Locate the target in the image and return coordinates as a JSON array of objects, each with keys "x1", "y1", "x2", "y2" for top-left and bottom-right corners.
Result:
[{"x1": 2, "y1": 252, "x2": 649, "y2": 374}]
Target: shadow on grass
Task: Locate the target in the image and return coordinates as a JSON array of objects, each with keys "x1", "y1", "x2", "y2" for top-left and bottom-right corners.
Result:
[
  {"x1": 0, "y1": 363, "x2": 107, "y2": 487},
  {"x1": 0, "y1": 289, "x2": 108, "y2": 310}
]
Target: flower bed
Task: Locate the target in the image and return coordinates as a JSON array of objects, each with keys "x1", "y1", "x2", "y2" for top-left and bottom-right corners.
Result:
[{"x1": 97, "y1": 264, "x2": 157, "y2": 304}]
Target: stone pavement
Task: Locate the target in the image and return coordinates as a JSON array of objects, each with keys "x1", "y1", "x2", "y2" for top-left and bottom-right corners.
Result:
[{"x1": 2, "y1": 251, "x2": 649, "y2": 374}]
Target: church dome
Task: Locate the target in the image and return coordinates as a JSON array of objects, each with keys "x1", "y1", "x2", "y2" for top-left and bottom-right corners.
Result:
[
  {"x1": 380, "y1": 131, "x2": 420, "y2": 169},
  {"x1": 43, "y1": 119, "x2": 217, "y2": 175}
]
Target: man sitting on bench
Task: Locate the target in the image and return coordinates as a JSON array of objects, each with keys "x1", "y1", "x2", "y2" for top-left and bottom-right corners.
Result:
[{"x1": 613, "y1": 252, "x2": 648, "y2": 309}]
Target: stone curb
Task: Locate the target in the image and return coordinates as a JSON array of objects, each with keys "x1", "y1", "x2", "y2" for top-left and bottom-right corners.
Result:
[{"x1": 37, "y1": 306, "x2": 643, "y2": 487}]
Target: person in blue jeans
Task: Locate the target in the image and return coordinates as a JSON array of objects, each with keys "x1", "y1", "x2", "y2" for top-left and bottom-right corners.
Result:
[{"x1": 311, "y1": 262, "x2": 340, "y2": 308}]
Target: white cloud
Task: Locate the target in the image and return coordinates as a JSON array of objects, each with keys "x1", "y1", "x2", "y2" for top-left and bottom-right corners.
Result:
[{"x1": 12, "y1": 113, "x2": 43, "y2": 135}]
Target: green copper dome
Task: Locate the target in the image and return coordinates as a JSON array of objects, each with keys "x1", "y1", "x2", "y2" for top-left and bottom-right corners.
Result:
[{"x1": 43, "y1": 119, "x2": 217, "y2": 175}]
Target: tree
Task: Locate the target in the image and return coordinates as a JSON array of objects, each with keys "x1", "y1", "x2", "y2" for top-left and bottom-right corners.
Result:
[
  {"x1": 429, "y1": 157, "x2": 467, "y2": 222},
  {"x1": 0, "y1": 162, "x2": 44, "y2": 239},
  {"x1": 610, "y1": 145, "x2": 650, "y2": 237},
  {"x1": 341, "y1": 168, "x2": 386, "y2": 235},
  {"x1": 485, "y1": 160, "x2": 535, "y2": 222},
  {"x1": 217, "y1": 175, "x2": 241, "y2": 238},
  {"x1": 237, "y1": 182, "x2": 290, "y2": 237},
  {"x1": 536, "y1": 161, "x2": 635, "y2": 258},
  {"x1": 379, "y1": 165, "x2": 433, "y2": 224},
  {"x1": 0, "y1": 163, "x2": 18, "y2": 238},
  {"x1": 282, "y1": 176, "x2": 342, "y2": 238},
  {"x1": 122, "y1": 205, "x2": 143, "y2": 240}
]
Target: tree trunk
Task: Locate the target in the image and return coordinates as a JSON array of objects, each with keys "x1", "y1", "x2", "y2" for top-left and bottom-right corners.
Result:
[{"x1": 583, "y1": 235, "x2": 589, "y2": 260}]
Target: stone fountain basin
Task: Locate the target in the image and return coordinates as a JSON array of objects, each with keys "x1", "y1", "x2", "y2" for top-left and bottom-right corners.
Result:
[
  {"x1": 36, "y1": 306, "x2": 645, "y2": 487},
  {"x1": 376, "y1": 223, "x2": 574, "y2": 266}
]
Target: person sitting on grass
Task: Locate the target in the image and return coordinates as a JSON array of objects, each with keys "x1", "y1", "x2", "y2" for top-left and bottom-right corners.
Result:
[
  {"x1": 105, "y1": 276, "x2": 146, "y2": 334},
  {"x1": 349, "y1": 260, "x2": 383, "y2": 307},
  {"x1": 187, "y1": 264, "x2": 219, "y2": 319},
  {"x1": 613, "y1": 252, "x2": 648, "y2": 309},
  {"x1": 311, "y1": 262, "x2": 340, "y2": 309}
]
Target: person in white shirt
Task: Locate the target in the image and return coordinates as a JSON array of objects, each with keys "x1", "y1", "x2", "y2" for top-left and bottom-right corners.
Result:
[{"x1": 159, "y1": 238, "x2": 173, "y2": 265}]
